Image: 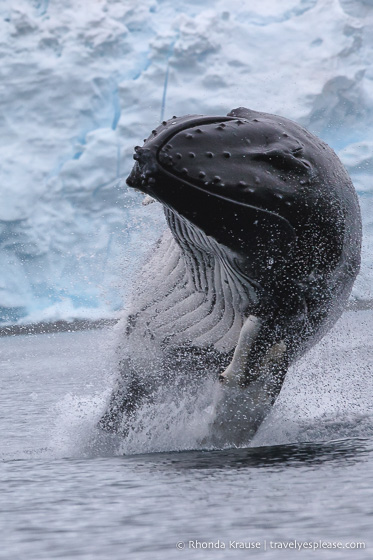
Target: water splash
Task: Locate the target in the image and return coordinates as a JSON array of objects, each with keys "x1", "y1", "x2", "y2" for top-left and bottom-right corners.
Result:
[{"x1": 40, "y1": 310, "x2": 373, "y2": 459}]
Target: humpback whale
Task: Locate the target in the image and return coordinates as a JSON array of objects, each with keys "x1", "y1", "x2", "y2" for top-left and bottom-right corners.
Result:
[{"x1": 100, "y1": 107, "x2": 361, "y2": 441}]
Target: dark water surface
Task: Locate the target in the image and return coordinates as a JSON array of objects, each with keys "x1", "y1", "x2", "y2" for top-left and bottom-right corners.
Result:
[{"x1": 1, "y1": 312, "x2": 373, "y2": 559}]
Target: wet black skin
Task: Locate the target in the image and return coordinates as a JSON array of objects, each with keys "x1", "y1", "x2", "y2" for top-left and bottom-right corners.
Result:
[
  {"x1": 127, "y1": 107, "x2": 361, "y2": 365},
  {"x1": 100, "y1": 107, "x2": 361, "y2": 434}
]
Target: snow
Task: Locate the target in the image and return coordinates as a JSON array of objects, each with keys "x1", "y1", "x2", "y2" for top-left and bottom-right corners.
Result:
[{"x1": 1, "y1": 0, "x2": 373, "y2": 324}]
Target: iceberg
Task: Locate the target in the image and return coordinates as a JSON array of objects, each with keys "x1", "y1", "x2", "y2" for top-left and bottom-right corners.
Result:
[{"x1": 1, "y1": 0, "x2": 372, "y2": 324}]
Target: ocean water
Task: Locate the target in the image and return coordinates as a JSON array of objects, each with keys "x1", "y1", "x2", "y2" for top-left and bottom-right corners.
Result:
[{"x1": 1, "y1": 311, "x2": 373, "y2": 559}]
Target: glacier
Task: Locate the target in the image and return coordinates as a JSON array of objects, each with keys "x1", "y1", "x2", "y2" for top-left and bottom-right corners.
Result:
[{"x1": 1, "y1": 0, "x2": 372, "y2": 325}]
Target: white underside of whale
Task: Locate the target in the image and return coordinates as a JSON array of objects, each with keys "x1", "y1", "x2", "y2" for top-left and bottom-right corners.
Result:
[{"x1": 130, "y1": 226, "x2": 254, "y2": 355}]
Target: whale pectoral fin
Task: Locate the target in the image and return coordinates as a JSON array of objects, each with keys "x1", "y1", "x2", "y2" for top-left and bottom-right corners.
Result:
[
  {"x1": 208, "y1": 326, "x2": 288, "y2": 447},
  {"x1": 219, "y1": 314, "x2": 288, "y2": 402},
  {"x1": 218, "y1": 314, "x2": 262, "y2": 387}
]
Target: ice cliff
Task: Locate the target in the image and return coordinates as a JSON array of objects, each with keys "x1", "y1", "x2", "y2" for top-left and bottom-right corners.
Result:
[{"x1": 1, "y1": 0, "x2": 372, "y2": 324}]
